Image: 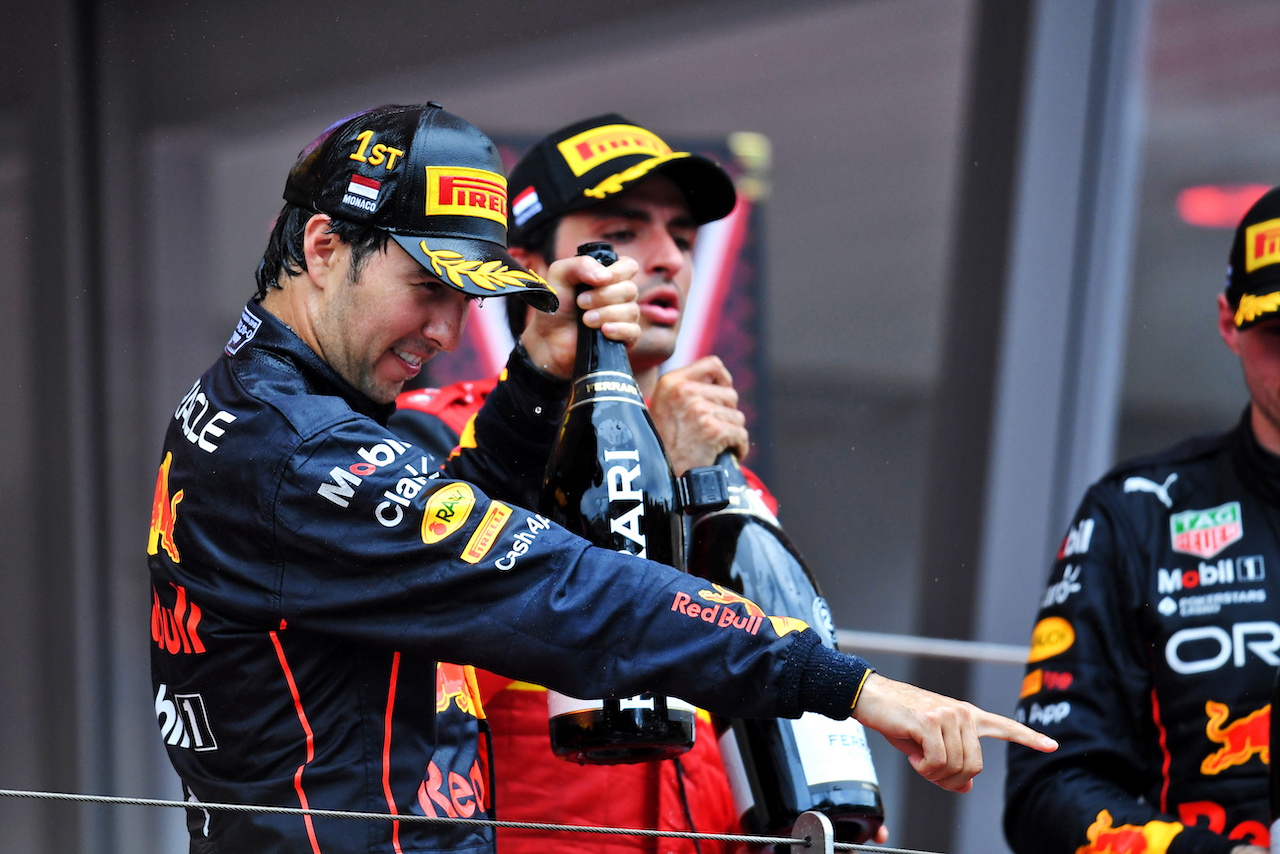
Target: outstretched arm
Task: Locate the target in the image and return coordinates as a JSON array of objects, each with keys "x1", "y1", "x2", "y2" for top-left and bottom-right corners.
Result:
[{"x1": 853, "y1": 672, "x2": 1058, "y2": 793}]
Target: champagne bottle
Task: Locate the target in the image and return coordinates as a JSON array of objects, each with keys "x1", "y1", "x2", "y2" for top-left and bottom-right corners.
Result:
[
  {"x1": 688, "y1": 450, "x2": 885, "y2": 846},
  {"x1": 540, "y1": 241, "x2": 696, "y2": 765}
]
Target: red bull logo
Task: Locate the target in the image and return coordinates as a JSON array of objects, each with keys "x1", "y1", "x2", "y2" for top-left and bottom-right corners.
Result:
[
  {"x1": 1076, "y1": 810, "x2": 1183, "y2": 854},
  {"x1": 416, "y1": 757, "x2": 487, "y2": 818},
  {"x1": 1177, "y1": 801, "x2": 1269, "y2": 845},
  {"x1": 435, "y1": 662, "x2": 483, "y2": 718},
  {"x1": 1201, "y1": 700, "x2": 1269, "y2": 774},
  {"x1": 672, "y1": 585, "x2": 764, "y2": 634},
  {"x1": 698, "y1": 584, "x2": 764, "y2": 617},
  {"x1": 148, "y1": 452, "x2": 184, "y2": 563},
  {"x1": 151, "y1": 583, "x2": 205, "y2": 655}
]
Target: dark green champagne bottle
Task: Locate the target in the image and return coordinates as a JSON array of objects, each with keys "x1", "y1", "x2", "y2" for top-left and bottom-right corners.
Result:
[
  {"x1": 689, "y1": 449, "x2": 884, "y2": 846},
  {"x1": 541, "y1": 242, "x2": 696, "y2": 764}
]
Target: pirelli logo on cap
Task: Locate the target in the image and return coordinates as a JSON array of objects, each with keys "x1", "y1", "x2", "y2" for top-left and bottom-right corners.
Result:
[
  {"x1": 557, "y1": 124, "x2": 672, "y2": 177},
  {"x1": 425, "y1": 167, "x2": 508, "y2": 225},
  {"x1": 1245, "y1": 217, "x2": 1280, "y2": 273},
  {"x1": 461, "y1": 501, "x2": 512, "y2": 564}
]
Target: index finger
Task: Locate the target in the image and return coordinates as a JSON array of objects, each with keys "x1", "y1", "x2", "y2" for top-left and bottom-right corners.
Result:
[{"x1": 976, "y1": 710, "x2": 1058, "y2": 753}]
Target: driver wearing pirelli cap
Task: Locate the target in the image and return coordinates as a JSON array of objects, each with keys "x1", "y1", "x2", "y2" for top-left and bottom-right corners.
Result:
[{"x1": 148, "y1": 101, "x2": 1055, "y2": 854}]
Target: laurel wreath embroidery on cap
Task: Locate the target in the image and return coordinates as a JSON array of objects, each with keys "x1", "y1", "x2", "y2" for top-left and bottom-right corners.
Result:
[
  {"x1": 1235, "y1": 290, "x2": 1280, "y2": 326},
  {"x1": 584, "y1": 152, "x2": 690, "y2": 200},
  {"x1": 419, "y1": 247, "x2": 547, "y2": 292}
]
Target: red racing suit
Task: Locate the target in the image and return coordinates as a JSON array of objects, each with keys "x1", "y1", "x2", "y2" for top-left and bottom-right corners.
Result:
[
  {"x1": 150, "y1": 303, "x2": 872, "y2": 854},
  {"x1": 391, "y1": 375, "x2": 780, "y2": 854},
  {"x1": 1005, "y1": 413, "x2": 1280, "y2": 854}
]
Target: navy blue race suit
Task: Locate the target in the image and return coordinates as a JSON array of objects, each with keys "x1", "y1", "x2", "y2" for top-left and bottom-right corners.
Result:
[
  {"x1": 148, "y1": 301, "x2": 871, "y2": 854},
  {"x1": 1005, "y1": 413, "x2": 1280, "y2": 854}
]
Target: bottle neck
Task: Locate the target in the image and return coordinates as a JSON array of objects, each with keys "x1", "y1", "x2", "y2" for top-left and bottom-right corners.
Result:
[
  {"x1": 574, "y1": 286, "x2": 634, "y2": 378},
  {"x1": 715, "y1": 449, "x2": 750, "y2": 490}
]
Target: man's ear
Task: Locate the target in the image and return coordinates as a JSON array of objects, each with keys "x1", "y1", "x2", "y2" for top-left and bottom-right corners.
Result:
[
  {"x1": 509, "y1": 245, "x2": 548, "y2": 277},
  {"x1": 302, "y1": 214, "x2": 344, "y2": 287},
  {"x1": 1219, "y1": 293, "x2": 1243, "y2": 356}
]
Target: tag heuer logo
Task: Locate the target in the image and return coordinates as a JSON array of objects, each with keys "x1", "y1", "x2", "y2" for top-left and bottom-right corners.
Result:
[{"x1": 1170, "y1": 502, "x2": 1243, "y2": 559}]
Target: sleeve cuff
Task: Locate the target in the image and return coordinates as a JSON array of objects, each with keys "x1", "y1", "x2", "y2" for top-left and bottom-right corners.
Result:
[
  {"x1": 788, "y1": 631, "x2": 875, "y2": 720},
  {"x1": 506, "y1": 342, "x2": 571, "y2": 402}
]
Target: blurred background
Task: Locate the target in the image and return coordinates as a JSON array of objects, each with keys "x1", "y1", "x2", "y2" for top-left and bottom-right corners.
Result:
[{"x1": 1, "y1": 0, "x2": 1277, "y2": 851}]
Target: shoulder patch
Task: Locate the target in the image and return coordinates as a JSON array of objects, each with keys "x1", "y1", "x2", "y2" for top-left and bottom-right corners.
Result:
[{"x1": 422, "y1": 483, "x2": 477, "y2": 544}]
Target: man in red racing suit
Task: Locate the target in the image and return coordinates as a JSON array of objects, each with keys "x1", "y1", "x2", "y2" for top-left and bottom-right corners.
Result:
[
  {"x1": 390, "y1": 115, "x2": 781, "y2": 854},
  {"x1": 1005, "y1": 186, "x2": 1280, "y2": 854}
]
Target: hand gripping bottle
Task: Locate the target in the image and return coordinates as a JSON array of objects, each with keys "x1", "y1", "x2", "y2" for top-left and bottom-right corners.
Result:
[
  {"x1": 687, "y1": 450, "x2": 885, "y2": 845},
  {"x1": 540, "y1": 242, "x2": 696, "y2": 764}
]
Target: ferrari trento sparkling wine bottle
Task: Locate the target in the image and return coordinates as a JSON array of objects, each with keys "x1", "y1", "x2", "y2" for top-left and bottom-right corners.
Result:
[
  {"x1": 689, "y1": 450, "x2": 884, "y2": 846},
  {"x1": 541, "y1": 242, "x2": 696, "y2": 765}
]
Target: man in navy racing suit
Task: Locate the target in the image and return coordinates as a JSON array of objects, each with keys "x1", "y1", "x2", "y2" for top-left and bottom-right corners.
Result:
[
  {"x1": 1005, "y1": 186, "x2": 1280, "y2": 854},
  {"x1": 148, "y1": 102, "x2": 1056, "y2": 854}
]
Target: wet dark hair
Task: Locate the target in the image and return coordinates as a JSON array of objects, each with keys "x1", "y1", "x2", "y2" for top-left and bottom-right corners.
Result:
[
  {"x1": 255, "y1": 203, "x2": 394, "y2": 299},
  {"x1": 504, "y1": 218, "x2": 561, "y2": 340}
]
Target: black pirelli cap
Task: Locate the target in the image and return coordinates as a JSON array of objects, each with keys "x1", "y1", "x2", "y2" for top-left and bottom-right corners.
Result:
[
  {"x1": 1226, "y1": 184, "x2": 1280, "y2": 329},
  {"x1": 506, "y1": 114, "x2": 737, "y2": 246},
  {"x1": 284, "y1": 103, "x2": 558, "y2": 312}
]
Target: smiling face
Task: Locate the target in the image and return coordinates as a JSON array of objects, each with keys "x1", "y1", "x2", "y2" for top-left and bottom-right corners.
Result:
[
  {"x1": 311, "y1": 238, "x2": 472, "y2": 404},
  {"x1": 551, "y1": 174, "x2": 697, "y2": 375}
]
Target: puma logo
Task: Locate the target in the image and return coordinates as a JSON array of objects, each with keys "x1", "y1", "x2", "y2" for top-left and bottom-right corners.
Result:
[{"x1": 1123, "y1": 473, "x2": 1177, "y2": 508}]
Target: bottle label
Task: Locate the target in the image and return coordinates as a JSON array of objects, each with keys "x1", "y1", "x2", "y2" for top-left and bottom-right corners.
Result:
[
  {"x1": 791, "y1": 713, "x2": 879, "y2": 786},
  {"x1": 547, "y1": 691, "x2": 696, "y2": 716},
  {"x1": 716, "y1": 727, "x2": 756, "y2": 815},
  {"x1": 603, "y1": 448, "x2": 648, "y2": 558},
  {"x1": 568, "y1": 369, "x2": 644, "y2": 410}
]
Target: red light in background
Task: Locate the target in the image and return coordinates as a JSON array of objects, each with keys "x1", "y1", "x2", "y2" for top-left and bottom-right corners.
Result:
[{"x1": 1177, "y1": 184, "x2": 1271, "y2": 228}]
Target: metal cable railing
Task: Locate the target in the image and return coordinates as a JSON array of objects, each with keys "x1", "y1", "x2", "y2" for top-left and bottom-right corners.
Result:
[
  {"x1": 3, "y1": 631, "x2": 1018, "y2": 852},
  {"x1": 0, "y1": 789, "x2": 945, "y2": 854},
  {"x1": 836, "y1": 629, "x2": 1028, "y2": 665}
]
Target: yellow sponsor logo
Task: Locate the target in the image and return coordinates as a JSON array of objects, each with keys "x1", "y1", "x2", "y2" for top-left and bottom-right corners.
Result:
[
  {"x1": 1021, "y1": 668, "x2": 1044, "y2": 698},
  {"x1": 422, "y1": 483, "x2": 476, "y2": 544},
  {"x1": 767, "y1": 615, "x2": 810, "y2": 637},
  {"x1": 347, "y1": 129, "x2": 404, "y2": 170},
  {"x1": 1245, "y1": 216, "x2": 1280, "y2": 273},
  {"x1": 1235, "y1": 290, "x2": 1280, "y2": 327},
  {"x1": 1028, "y1": 616, "x2": 1075, "y2": 662},
  {"x1": 461, "y1": 501, "x2": 512, "y2": 564},
  {"x1": 425, "y1": 167, "x2": 508, "y2": 224},
  {"x1": 557, "y1": 123, "x2": 672, "y2": 177}
]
